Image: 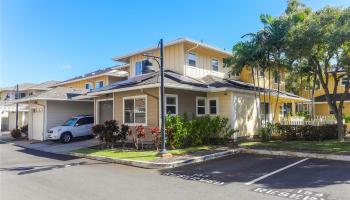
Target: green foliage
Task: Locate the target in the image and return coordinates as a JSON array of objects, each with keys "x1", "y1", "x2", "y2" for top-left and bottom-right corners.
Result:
[
  {"x1": 344, "y1": 114, "x2": 350, "y2": 123},
  {"x1": 274, "y1": 123, "x2": 346, "y2": 141},
  {"x1": 296, "y1": 112, "x2": 311, "y2": 120},
  {"x1": 166, "y1": 114, "x2": 237, "y2": 148},
  {"x1": 258, "y1": 123, "x2": 274, "y2": 142},
  {"x1": 92, "y1": 120, "x2": 128, "y2": 148},
  {"x1": 10, "y1": 129, "x2": 21, "y2": 139}
]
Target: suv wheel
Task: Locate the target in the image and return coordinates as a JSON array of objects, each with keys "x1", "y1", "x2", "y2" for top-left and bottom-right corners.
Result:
[{"x1": 60, "y1": 132, "x2": 72, "y2": 143}]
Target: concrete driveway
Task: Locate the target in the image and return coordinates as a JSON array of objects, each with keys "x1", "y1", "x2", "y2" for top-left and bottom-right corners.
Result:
[{"x1": 0, "y1": 134, "x2": 99, "y2": 154}]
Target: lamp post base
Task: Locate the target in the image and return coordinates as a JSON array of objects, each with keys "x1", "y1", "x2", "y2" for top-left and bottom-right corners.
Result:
[{"x1": 158, "y1": 150, "x2": 173, "y2": 158}]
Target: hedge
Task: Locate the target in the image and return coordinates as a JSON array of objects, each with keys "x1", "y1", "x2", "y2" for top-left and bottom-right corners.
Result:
[{"x1": 274, "y1": 123, "x2": 345, "y2": 141}]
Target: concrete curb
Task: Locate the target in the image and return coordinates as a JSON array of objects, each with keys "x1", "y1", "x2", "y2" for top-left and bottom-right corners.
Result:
[
  {"x1": 241, "y1": 148, "x2": 350, "y2": 162},
  {"x1": 67, "y1": 149, "x2": 242, "y2": 169}
]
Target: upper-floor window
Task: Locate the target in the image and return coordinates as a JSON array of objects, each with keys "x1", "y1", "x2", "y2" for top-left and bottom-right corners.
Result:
[
  {"x1": 95, "y1": 81, "x2": 104, "y2": 89},
  {"x1": 188, "y1": 52, "x2": 197, "y2": 67},
  {"x1": 341, "y1": 76, "x2": 349, "y2": 86},
  {"x1": 85, "y1": 82, "x2": 93, "y2": 89},
  {"x1": 211, "y1": 59, "x2": 219, "y2": 72},
  {"x1": 135, "y1": 60, "x2": 152, "y2": 76},
  {"x1": 165, "y1": 94, "x2": 178, "y2": 115},
  {"x1": 259, "y1": 69, "x2": 264, "y2": 77},
  {"x1": 16, "y1": 93, "x2": 25, "y2": 99}
]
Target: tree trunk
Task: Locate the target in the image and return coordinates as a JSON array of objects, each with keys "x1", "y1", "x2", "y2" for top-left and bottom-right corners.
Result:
[
  {"x1": 336, "y1": 113, "x2": 345, "y2": 142},
  {"x1": 251, "y1": 67, "x2": 261, "y2": 129}
]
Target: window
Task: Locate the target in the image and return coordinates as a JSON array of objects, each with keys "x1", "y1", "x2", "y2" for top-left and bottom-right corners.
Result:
[
  {"x1": 196, "y1": 97, "x2": 206, "y2": 116},
  {"x1": 208, "y1": 98, "x2": 218, "y2": 115},
  {"x1": 135, "y1": 60, "x2": 152, "y2": 76},
  {"x1": 188, "y1": 52, "x2": 196, "y2": 67},
  {"x1": 274, "y1": 72, "x2": 280, "y2": 84},
  {"x1": 95, "y1": 81, "x2": 104, "y2": 89},
  {"x1": 16, "y1": 93, "x2": 25, "y2": 99},
  {"x1": 341, "y1": 76, "x2": 349, "y2": 86},
  {"x1": 165, "y1": 94, "x2": 178, "y2": 115},
  {"x1": 85, "y1": 82, "x2": 93, "y2": 89},
  {"x1": 280, "y1": 103, "x2": 292, "y2": 117},
  {"x1": 260, "y1": 102, "x2": 269, "y2": 116},
  {"x1": 211, "y1": 59, "x2": 219, "y2": 72},
  {"x1": 123, "y1": 96, "x2": 147, "y2": 125}
]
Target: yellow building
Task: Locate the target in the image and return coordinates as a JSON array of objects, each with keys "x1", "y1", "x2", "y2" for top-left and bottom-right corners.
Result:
[
  {"x1": 76, "y1": 38, "x2": 308, "y2": 138},
  {"x1": 300, "y1": 72, "x2": 350, "y2": 117}
]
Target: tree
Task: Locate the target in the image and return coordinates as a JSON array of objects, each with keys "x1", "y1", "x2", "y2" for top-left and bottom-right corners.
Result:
[{"x1": 287, "y1": 4, "x2": 350, "y2": 141}]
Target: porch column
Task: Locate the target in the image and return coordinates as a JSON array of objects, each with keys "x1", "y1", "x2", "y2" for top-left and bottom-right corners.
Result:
[{"x1": 292, "y1": 101, "x2": 296, "y2": 116}]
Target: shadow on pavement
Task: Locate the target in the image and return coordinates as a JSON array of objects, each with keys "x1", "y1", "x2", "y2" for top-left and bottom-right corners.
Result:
[
  {"x1": 16, "y1": 148, "x2": 78, "y2": 161},
  {"x1": 0, "y1": 161, "x2": 109, "y2": 175}
]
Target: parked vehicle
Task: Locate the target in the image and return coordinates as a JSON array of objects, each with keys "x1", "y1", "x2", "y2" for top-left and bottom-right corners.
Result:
[{"x1": 47, "y1": 115, "x2": 94, "y2": 143}]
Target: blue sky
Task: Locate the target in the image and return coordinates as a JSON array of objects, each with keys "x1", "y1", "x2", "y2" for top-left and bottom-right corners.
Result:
[{"x1": 1, "y1": 0, "x2": 349, "y2": 87}]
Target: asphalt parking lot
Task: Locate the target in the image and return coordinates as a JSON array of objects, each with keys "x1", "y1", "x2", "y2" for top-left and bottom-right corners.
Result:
[
  {"x1": 1, "y1": 142, "x2": 350, "y2": 200},
  {"x1": 161, "y1": 153, "x2": 350, "y2": 200}
]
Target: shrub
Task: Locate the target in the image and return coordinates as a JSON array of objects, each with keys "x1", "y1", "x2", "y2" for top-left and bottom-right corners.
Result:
[
  {"x1": 165, "y1": 114, "x2": 237, "y2": 148},
  {"x1": 20, "y1": 124, "x2": 28, "y2": 138},
  {"x1": 258, "y1": 123, "x2": 273, "y2": 142},
  {"x1": 149, "y1": 126, "x2": 160, "y2": 150},
  {"x1": 274, "y1": 123, "x2": 345, "y2": 141},
  {"x1": 92, "y1": 124, "x2": 105, "y2": 135},
  {"x1": 92, "y1": 121, "x2": 129, "y2": 148},
  {"x1": 135, "y1": 125, "x2": 146, "y2": 150},
  {"x1": 11, "y1": 129, "x2": 21, "y2": 139},
  {"x1": 344, "y1": 114, "x2": 350, "y2": 123}
]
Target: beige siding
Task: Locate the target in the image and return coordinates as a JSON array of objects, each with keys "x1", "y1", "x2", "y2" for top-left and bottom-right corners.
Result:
[
  {"x1": 165, "y1": 88, "x2": 206, "y2": 117},
  {"x1": 129, "y1": 43, "x2": 185, "y2": 77}
]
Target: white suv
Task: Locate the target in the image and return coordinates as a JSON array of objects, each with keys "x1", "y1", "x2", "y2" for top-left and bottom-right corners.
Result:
[{"x1": 47, "y1": 115, "x2": 94, "y2": 143}]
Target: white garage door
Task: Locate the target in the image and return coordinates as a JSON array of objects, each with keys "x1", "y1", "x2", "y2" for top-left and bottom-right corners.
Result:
[{"x1": 32, "y1": 110, "x2": 44, "y2": 140}]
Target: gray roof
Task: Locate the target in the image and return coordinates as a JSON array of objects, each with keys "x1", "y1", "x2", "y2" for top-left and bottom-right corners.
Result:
[
  {"x1": 56, "y1": 65, "x2": 128, "y2": 85},
  {"x1": 314, "y1": 93, "x2": 350, "y2": 102},
  {"x1": 87, "y1": 70, "x2": 309, "y2": 101},
  {"x1": 0, "y1": 81, "x2": 59, "y2": 92},
  {"x1": 15, "y1": 87, "x2": 89, "y2": 102}
]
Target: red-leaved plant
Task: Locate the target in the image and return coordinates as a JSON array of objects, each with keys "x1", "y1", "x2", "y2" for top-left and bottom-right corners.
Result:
[
  {"x1": 135, "y1": 125, "x2": 146, "y2": 150},
  {"x1": 149, "y1": 126, "x2": 160, "y2": 150}
]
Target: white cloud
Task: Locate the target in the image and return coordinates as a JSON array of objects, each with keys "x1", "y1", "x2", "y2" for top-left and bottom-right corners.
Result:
[{"x1": 58, "y1": 64, "x2": 73, "y2": 70}]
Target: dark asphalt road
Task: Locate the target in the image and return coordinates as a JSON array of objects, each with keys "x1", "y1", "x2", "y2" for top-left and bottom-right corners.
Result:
[{"x1": 1, "y1": 142, "x2": 349, "y2": 200}]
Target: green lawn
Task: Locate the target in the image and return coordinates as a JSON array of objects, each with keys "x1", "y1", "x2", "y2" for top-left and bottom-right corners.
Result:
[
  {"x1": 238, "y1": 140, "x2": 350, "y2": 154},
  {"x1": 72, "y1": 146, "x2": 212, "y2": 161}
]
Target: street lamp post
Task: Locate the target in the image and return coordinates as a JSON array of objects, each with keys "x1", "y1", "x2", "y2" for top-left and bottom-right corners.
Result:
[{"x1": 144, "y1": 39, "x2": 170, "y2": 157}]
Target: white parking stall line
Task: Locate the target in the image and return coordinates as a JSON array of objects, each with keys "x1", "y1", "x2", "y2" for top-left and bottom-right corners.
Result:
[{"x1": 245, "y1": 158, "x2": 309, "y2": 186}]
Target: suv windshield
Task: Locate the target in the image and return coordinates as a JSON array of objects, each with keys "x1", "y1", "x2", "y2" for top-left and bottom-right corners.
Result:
[{"x1": 62, "y1": 118, "x2": 79, "y2": 126}]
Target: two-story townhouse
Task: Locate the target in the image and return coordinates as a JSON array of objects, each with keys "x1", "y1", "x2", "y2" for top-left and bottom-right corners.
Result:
[
  {"x1": 300, "y1": 72, "x2": 350, "y2": 117},
  {"x1": 76, "y1": 38, "x2": 308, "y2": 139},
  {"x1": 239, "y1": 67, "x2": 309, "y2": 123},
  {"x1": 0, "y1": 81, "x2": 59, "y2": 132},
  {"x1": 13, "y1": 66, "x2": 128, "y2": 140}
]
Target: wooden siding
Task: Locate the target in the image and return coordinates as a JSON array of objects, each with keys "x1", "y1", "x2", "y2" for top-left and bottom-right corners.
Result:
[
  {"x1": 129, "y1": 43, "x2": 185, "y2": 76},
  {"x1": 239, "y1": 67, "x2": 286, "y2": 91}
]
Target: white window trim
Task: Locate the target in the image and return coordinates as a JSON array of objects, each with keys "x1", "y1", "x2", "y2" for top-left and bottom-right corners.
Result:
[
  {"x1": 208, "y1": 97, "x2": 219, "y2": 116},
  {"x1": 211, "y1": 58, "x2": 219, "y2": 72},
  {"x1": 95, "y1": 80, "x2": 104, "y2": 89},
  {"x1": 134, "y1": 59, "x2": 148, "y2": 76},
  {"x1": 122, "y1": 95, "x2": 147, "y2": 126},
  {"x1": 165, "y1": 94, "x2": 178, "y2": 116},
  {"x1": 85, "y1": 82, "x2": 93, "y2": 89},
  {"x1": 188, "y1": 52, "x2": 197, "y2": 67},
  {"x1": 196, "y1": 96, "x2": 207, "y2": 116}
]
